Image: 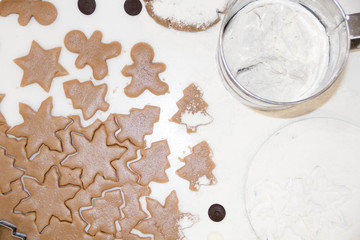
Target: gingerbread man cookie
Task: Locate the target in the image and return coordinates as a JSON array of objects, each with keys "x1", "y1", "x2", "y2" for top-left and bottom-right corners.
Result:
[
  {"x1": 64, "y1": 30, "x2": 122, "y2": 80},
  {"x1": 0, "y1": 0, "x2": 57, "y2": 26},
  {"x1": 122, "y1": 42, "x2": 168, "y2": 97}
]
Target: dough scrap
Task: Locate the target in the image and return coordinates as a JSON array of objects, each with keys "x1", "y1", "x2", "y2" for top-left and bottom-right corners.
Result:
[
  {"x1": 130, "y1": 140, "x2": 170, "y2": 186},
  {"x1": 63, "y1": 79, "x2": 109, "y2": 120},
  {"x1": 63, "y1": 125, "x2": 126, "y2": 188},
  {"x1": 116, "y1": 105, "x2": 160, "y2": 148},
  {"x1": 0, "y1": 148, "x2": 23, "y2": 194},
  {"x1": 14, "y1": 41, "x2": 68, "y2": 92},
  {"x1": 64, "y1": 30, "x2": 121, "y2": 80},
  {"x1": 144, "y1": 0, "x2": 233, "y2": 32},
  {"x1": 15, "y1": 167, "x2": 80, "y2": 232},
  {"x1": 7, "y1": 97, "x2": 71, "y2": 158},
  {"x1": 122, "y1": 42, "x2": 168, "y2": 97},
  {"x1": 0, "y1": 0, "x2": 57, "y2": 26},
  {"x1": 170, "y1": 83, "x2": 213, "y2": 133},
  {"x1": 82, "y1": 189, "x2": 123, "y2": 235}
]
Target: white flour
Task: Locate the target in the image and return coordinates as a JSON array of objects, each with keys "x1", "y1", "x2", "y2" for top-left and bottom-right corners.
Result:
[{"x1": 223, "y1": 0, "x2": 329, "y2": 102}]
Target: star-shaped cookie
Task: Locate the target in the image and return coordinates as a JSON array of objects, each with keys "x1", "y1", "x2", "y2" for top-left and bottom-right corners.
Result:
[
  {"x1": 122, "y1": 42, "x2": 168, "y2": 97},
  {"x1": 63, "y1": 79, "x2": 109, "y2": 120},
  {"x1": 16, "y1": 167, "x2": 80, "y2": 232},
  {"x1": 63, "y1": 125, "x2": 126, "y2": 188},
  {"x1": 8, "y1": 97, "x2": 71, "y2": 158},
  {"x1": 14, "y1": 41, "x2": 68, "y2": 92}
]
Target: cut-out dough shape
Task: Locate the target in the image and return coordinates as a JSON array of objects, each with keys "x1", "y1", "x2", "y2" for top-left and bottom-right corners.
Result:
[
  {"x1": 82, "y1": 189, "x2": 123, "y2": 235},
  {"x1": 63, "y1": 125, "x2": 126, "y2": 188},
  {"x1": 64, "y1": 30, "x2": 121, "y2": 80},
  {"x1": 63, "y1": 79, "x2": 109, "y2": 120},
  {"x1": 8, "y1": 97, "x2": 71, "y2": 158},
  {"x1": 0, "y1": 148, "x2": 23, "y2": 194},
  {"x1": 176, "y1": 141, "x2": 216, "y2": 191},
  {"x1": 14, "y1": 41, "x2": 68, "y2": 92},
  {"x1": 16, "y1": 167, "x2": 80, "y2": 232},
  {"x1": 122, "y1": 42, "x2": 168, "y2": 97},
  {"x1": 170, "y1": 83, "x2": 213, "y2": 133},
  {"x1": 0, "y1": 222, "x2": 25, "y2": 240},
  {"x1": 116, "y1": 105, "x2": 160, "y2": 148},
  {"x1": 144, "y1": 0, "x2": 234, "y2": 32},
  {"x1": 130, "y1": 140, "x2": 170, "y2": 186},
  {"x1": 0, "y1": 0, "x2": 57, "y2": 26},
  {"x1": 135, "y1": 190, "x2": 196, "y2": 240}
]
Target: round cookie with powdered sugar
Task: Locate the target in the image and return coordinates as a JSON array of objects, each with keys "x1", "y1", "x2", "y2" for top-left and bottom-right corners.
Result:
[{"x1": 144, "y1": 0, "x2": 235, "y2": 32}]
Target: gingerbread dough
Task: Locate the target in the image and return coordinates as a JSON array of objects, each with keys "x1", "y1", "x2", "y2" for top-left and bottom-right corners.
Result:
[
  {"x1": 0, "y1": 0, "x2": 57, "y2": 26},
  {"x1": 63, "y1": 79, "x2": 109, "y2": 120},
  {"x1": 14, "y1": 41, "x2": 68, "y2": 92},
  {"x1": 0, "y1": 148, "x2": 23, "y2": 194},
  {"x1": 64, "y1": 30, "x2": 121, "y2": 80},
  {"x1": 82, "y1": 189, "x2": 123, "y2": 235},
  {"x1": 130, "y1": 140, "x2": 170, "y2": 186},
  {"x1": 177, "y1": 141, "x2": 216, "y2": 191},
  {"x1": 135, "y1": 190, "x2": 195, "y2": 240},
  {"x1": 170, "y1": 83, "x2": 213, "y2": 133},
  {"x1": 16, "y1": 167, "x2": 80, "y2": 232},
  {"x1": 63, "y1": 125, "x2": 126, "y2": 188},
  {"x1": 8, "y1": 97, "x2": 71, "y2": 158},
  {"x1": 0, "y1": 223, "x2": 22, "y2": 240},
  {"x1": 122, "y1": 42, "x2": 168, "y2": 97},
  {"x1": 116, "y1": 105, "x2": 160, "y2": 148},
  {"x1": 144, "y1": 0, "x2": 233, "y2": 32}
]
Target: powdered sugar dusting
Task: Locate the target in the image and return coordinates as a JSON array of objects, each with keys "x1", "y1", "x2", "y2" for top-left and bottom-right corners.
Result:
[{"x1": 150, "y1": 0, "x2": 234, "y2": 28}]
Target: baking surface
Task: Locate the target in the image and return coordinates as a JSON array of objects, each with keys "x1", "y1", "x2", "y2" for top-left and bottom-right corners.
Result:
[{"x1": 1, "y1": 0, "x2": 360, "y2": 239}]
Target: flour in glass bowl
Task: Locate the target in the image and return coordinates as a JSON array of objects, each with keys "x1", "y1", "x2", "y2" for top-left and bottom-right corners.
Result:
[{"x1": 223, "y1": 0, "x2": 330, "y2": 102}]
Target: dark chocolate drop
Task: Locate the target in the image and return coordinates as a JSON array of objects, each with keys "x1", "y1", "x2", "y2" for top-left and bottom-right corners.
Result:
[
  {"x1": 208, "y1": 204, "x2": 226, "y2": 222},
  {"x1": 78, "y1": 0, "x2": 96, "y2": 15},
  {"x1": 124, "y1": 0, "x2": 142, "y2": 16}
]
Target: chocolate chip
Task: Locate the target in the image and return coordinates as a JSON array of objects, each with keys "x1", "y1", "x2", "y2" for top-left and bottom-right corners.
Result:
[
  {"x1": 78, "y1": 0, "x2": 96, "y2": 15},
  {"x1": 208, "y1": 204, "x2": 226, "y2": 222},
  {"x1": 124, "y1": 0, "x2": 142, "y2": 16}
]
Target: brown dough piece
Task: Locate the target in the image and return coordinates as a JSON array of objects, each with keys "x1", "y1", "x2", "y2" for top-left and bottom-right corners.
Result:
[
  {"x1": 0, "y1": 94, "x2": 6, "y2": 124},
  {"x1": 15, "y1": 167, "x2": 80, "y2": 232},
  {"x1": 82, "y1": 189, "x2": 123, "y2": 235},
  {"x1": 130, "y1": 140, "x2": 170, "y2": 186},
  {"x1": 0, "y1": 181, "x2": 39, "y2": 239},
  {"x1": 122, "y1": 42, "x2": 168, "y2": 97},
  {"x1": 103, "y1": 113, "x2": 121, "y2": 146},
  {"x1": 0, "y1": 148, "x2": 23, "y2": 194},
  {"x1": 14, "y1": 41, "x2": 68, "y2": 92},
  {"x1": 0, "y1": 224, "x2": 21, "y2": 240},
  {"x1": 57, "y1": 115, "x2": 102, "y2": 156},
  {"x1": 111, "y1": 140, "x2": 139, "y2": 185},
  {"x1": 176, "y1": 141, "x2": 216, "y2": 191},
  {"x1": 8, "y1": 97, "x2": 71, "y2": 158},
  {"x1": 64, "y1": 30, "x2": 121, "y2": 80},
  {"x1": 0, "y1": 131, "x2": 28, "y2": 171},
  {"x1": 63, "y1": 79, "x2": 109, "y2": 120},
  {"x1": 63, "y1": 125, "x2": 126, "y2": 188},
  {"x1": 116, "y1": 183, "x2": 151, "y2": 240},
  {"x1": 135, "y1": 190, "x2": 195, "y2": 240},
  {"x1": 66, "y1": 175, "x2": 119, "y2": 218},
  {"x1": 0, "y1": 0, "x2": 57, "y2": 26},
  {"x1": 170, "y1": 83, "x2": 213, "y2": 133},
  {"x1": 116, "y1": 105, "x2": 160, "y2": 148}
]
